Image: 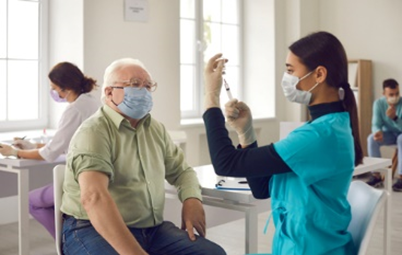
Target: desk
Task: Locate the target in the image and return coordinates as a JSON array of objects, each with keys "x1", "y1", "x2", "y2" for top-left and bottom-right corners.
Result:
[
  {"x1": 167, "y1": 157, "x2": 392, "y2": 254},
  {"x1": 0, "y1": 155, "x2": 65, "y2": 255}
]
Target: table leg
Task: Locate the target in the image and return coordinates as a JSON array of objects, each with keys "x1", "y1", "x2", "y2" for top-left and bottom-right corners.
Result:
[
  {"x1": 245, "y1": 205, "x2": 258, "y2": 254},
  {"x1": 200, "y1": 198, "x2": 259, "y2": 254},
  {"x1": 379, "y1": 167, "x2": 392, "y2": 255},
  {"x1": 18, "y1": 169, "x2": 29, "y2": 255}
]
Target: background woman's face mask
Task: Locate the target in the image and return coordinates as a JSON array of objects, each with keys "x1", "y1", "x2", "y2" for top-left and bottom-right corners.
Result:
[
  {"x1": 50, "y1": 89, "x2": 68, "y2": 103},
  {"x1": 112, "y1": 87, "x2": 153, "y2": 119},
  {"x1": 281, "y1": 71, "x2": 320, "y2": 105}
]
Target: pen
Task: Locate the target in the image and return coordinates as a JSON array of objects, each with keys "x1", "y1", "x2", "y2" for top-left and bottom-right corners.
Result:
[
  {"x1": 223, "y1": 79, "x2": 233, "y2": 100},
  {"x1": 238, "y1": 181, "x2": 248, "y2": 184}
]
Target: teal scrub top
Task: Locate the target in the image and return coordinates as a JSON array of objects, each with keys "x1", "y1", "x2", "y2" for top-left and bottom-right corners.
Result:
[{"x1": 272, "y1": 112, "x2": 356, "y2": 255}]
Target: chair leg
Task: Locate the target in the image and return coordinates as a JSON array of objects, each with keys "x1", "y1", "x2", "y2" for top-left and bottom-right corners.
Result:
[{"x1": 391, "y1": 149, "x2": 398, "y2": 179}]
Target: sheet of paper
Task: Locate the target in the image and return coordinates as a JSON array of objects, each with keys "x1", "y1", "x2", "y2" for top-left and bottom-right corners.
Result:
[{"x1": 125, "y1": 0, "x2": 149, "y2": 22}]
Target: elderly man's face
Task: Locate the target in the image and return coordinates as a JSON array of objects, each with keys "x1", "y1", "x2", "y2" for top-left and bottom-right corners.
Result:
[{"x1": 107, "y1": 65, "x2": 151, "y2": 105}]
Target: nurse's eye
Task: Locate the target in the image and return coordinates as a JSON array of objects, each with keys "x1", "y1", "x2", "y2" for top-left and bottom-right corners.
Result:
[{"x1": 286, "y1": 69, "x2": 293, "y2": 74}]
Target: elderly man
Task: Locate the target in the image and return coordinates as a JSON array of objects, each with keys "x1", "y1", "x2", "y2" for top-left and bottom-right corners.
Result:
[{"x1": 60, "y1": 58, "x2": 226, "y2": 255}]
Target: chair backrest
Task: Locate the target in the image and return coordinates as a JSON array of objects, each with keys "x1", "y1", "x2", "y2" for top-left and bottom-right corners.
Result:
[
  {"x1": 279, "y1": 122, "x2": 304, "y2": 140},
  {"x1": 347, "y1": 180, "x2": 388, "y2": 255},
  {"x1": 53, "y1": 164, "x2": 66, "y2": 255}
]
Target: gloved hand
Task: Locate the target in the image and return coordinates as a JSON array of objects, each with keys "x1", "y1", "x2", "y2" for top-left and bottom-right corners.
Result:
[
  {"x1": 204, "y1": 53, "x2": 226, "y2": 109},
  {"x1": 225, "y1": 99, "x2": 256, "y2": 146},
  {"x1": 0, "y1": 144, "x2": 19, "y2": 157},
  {"x1": 13, "y1": 138, "x2": 37, "y2": 150}
]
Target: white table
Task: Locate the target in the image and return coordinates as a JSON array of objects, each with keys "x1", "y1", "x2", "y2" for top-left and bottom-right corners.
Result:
[
  {"x1": 0, "y1": 155, "x2": 65, "y2": 255},
  {"x1": 167, "y1": 157, "x2": 392, "y2": 254}
]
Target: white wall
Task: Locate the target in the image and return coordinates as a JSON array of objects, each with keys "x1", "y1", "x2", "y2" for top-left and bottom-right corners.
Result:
[
  {"x1": 319, "y1": 0, "x2": 402, "y2": 99},
  {"x1": 48, "y1": 0, "x2": 85, "y2": 128}
]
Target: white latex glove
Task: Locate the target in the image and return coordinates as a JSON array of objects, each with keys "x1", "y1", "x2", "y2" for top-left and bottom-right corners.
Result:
[
  {"x1": 204, "y1": 53, "x2": 227, "y2": 109},
  {"x1": 13, "y1": 139, "x2": 37, "y2": 150},
  {"x1": 225, "y1": 99, "x2": 256, "y2": 146},
  {"x1": 0, "y1": 144, "x2": 19, "y2": 157}
]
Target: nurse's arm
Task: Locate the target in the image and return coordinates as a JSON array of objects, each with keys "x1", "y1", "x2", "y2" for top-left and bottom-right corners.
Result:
[{"x1": 79, "y1": 171, "x2": 148, "y2": 255}]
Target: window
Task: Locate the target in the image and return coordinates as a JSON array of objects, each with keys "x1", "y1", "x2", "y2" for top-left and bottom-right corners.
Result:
[
  {"x1": 0, "y1": 0, "x2": 48, "y2": 131},
  {"x1": 180, "y1": 0, "x2": 241, "y2": 120}
]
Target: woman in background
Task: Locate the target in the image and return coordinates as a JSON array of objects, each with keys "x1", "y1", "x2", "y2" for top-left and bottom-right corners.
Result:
[
  {"x1": 0, "y1": 62, "x2": 100, "y2": 238},
  {"x1": 202, "y1": 31, "x2": 363, "y2": 254}
]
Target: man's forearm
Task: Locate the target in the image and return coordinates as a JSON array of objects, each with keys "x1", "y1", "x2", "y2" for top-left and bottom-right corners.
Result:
[{"x1": 83, "y1": 193, "x2": 147, "y2": 255}]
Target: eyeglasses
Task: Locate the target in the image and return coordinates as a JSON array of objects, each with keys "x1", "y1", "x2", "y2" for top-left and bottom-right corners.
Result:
[{"x1": 112, "y1": 78, "x2": 157, "y2": 92}]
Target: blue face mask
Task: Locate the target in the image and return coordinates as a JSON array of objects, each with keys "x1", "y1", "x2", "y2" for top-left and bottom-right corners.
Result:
[{"x1": 112, "y1": 87, "x2": 153, "y2": 119}]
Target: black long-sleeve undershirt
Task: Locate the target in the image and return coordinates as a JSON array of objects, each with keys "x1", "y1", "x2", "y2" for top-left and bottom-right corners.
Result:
[
  {"x1": 202, "y1": 101, "x2": 345, "y2": 199},
  {"x1": 202, "y1": 108, "x2": 291, "y2": 199}
]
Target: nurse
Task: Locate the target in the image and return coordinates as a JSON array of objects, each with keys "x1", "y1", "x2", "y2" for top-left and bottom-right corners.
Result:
[
  {"x1": 0, "y1": 62, "x2": 101, "y2": 238},
  {"x1": 202, "y1": 31, "x2": 363, "y2": 254}
]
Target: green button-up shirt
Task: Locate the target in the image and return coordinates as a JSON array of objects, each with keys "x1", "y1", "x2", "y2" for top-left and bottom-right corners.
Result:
[{"x1": 61, "y1": 105, "x2": 202, "y2": 228}]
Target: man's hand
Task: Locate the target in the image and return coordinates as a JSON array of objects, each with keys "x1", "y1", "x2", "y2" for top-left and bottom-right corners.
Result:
[
  {"x1": 373, "y1": 131, "x2": 383, "y2": 142},
  {"x1": 181, "y1": 198, "x2": 206, "y2": 241},
  {"x1": 0, "y1": 144, "x2": 18, "y2": 157},
  {"x1": 13, "y1": 138, "x2": 37, "y2": 150},
  {"x1": 386, "y1": 105, "x2": 397, "y2": 120}
]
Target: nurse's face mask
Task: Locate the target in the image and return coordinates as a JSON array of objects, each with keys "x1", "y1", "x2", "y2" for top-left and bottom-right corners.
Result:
[
  {"x1": 110, "y1": 77, "x2": 156, "y2": 119},
  {"x1": 281, "y1": 71, "x2": 320, "y2": 105}
]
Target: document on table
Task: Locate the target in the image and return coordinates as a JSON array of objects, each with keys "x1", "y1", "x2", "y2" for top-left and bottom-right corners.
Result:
[{"x1": 215, "y1": 178, "x2": 251, "y2": 191}]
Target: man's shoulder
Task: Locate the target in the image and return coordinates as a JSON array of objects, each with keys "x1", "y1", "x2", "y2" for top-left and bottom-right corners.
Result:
[{"x1": 374, "y1": 97, "x2": 386, "y2": 105}]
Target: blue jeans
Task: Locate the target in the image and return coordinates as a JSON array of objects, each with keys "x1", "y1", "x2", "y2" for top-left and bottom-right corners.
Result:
[
  {"x1": 62, "y1": 216, "x2": 226, "y2": 255},
  {"x1": 367, "y1": 132, "x2": 402, "y2": 174}
]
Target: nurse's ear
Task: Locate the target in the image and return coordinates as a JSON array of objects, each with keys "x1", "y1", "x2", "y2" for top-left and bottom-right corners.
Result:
[{"x1": 314, "y1": 66, "x2": 327, "y2": 84}]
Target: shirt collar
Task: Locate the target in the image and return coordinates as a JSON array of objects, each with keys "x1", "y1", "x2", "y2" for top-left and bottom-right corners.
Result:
[
  {"x1": 102, "y1": 104, "x2": 151, "y2": 129},
  {"x1": 308, "y1": 101, "x2": 345, "y2": 121}
]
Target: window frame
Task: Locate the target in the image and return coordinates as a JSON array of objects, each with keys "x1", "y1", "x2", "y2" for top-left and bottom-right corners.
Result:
[
  {"x1": 180, "y1": 0, "x2": 243, "y2": 120},
  {"x1": 0, "y1": 0, "x2": 48, "y2": 132}
]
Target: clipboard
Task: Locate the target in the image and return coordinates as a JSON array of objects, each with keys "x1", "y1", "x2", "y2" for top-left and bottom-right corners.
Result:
[{"x1": 215, "y1": 179, "x2": 251, "y2": 191}]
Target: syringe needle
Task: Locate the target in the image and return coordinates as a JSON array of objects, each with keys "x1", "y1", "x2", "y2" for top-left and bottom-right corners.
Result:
[{"x1": 223, "y1": 79, "x2": 233, "y2": 100}]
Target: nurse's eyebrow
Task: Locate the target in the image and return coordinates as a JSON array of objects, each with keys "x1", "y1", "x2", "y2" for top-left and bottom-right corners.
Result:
[{"x1": 285, "y1": 63, "x2": 293, "y2": 67}]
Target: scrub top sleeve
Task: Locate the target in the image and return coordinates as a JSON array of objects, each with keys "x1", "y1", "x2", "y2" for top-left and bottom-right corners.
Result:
[
  {"x1": 39, "y1": 106, "x2": 82, "y2": 162},
  {"x1": 203, "y1": 108, "x2": 292, "y2": 178}
]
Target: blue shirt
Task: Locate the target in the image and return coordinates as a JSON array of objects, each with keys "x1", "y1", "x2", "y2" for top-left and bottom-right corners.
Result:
[
  {"x1": 372, "y1": 97, "x2": 402, "y2": 133},
  {"x1": 273, "y1": 112, "x2": 356, "y2": 255}
]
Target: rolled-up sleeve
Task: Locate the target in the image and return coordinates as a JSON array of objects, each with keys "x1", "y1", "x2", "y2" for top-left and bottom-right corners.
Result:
[{"x1": 67, "y1": 125, "x2": 114, "y2": 182}]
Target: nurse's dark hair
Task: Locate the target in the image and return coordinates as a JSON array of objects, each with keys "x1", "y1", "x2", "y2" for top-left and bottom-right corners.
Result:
[
  {"x1": 48, "y1": 62, "x2": 98, "y2": 94},
  {"x1": 289, "y1": 31, "x2": 363, "y2": 166}
]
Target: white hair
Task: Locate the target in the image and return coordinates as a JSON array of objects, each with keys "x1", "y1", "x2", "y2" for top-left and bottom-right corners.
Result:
[{"x1": 100, "y1": 58, "x2": 151, "y2": 103}]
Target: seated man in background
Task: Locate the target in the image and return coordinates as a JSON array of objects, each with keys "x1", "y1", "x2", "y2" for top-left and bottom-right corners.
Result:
[
  {"x1": 367, "y1": 78, "x2": 402, "y2": 191},
  {"x1": 60, "y1": 58, "x2": 226, "y2": 255}
]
